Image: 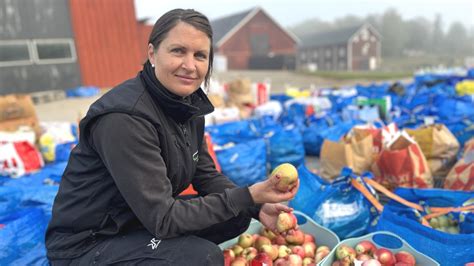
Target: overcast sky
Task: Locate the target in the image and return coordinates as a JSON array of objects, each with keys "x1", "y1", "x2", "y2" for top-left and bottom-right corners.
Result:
[{"x1": 134, "y1": 0, "x2": 474, "y2": 30}]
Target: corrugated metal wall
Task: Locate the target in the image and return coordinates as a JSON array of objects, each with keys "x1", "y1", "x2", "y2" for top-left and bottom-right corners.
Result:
[{"x1": 69, "y1": 0, "x2": 142, "y2": 88}]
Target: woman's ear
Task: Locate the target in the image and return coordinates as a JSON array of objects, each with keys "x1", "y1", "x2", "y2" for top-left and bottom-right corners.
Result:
[{"x1": 147, "y1": 43, "x2": 155, "y2": 64}]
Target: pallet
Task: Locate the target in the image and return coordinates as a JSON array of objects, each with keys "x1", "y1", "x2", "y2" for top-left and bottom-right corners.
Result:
[{"x1": 30, "y1": 90, "x2": 66, "y2": 105}]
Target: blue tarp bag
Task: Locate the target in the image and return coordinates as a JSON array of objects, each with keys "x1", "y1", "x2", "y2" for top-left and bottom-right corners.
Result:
[
  {"x1": 215, "y1": 139, "x2": 267, "y2": 187},
  {"x1": 374, "y1": 188, "x2": 474, "y2": 266},
  {"x1": 434, "y1": 95, "x2": 474, "y2": 120},
  {"x1": 355, "y1": 83, "x2": 389, "y2": 98},
  {"x1": 302, "y1": 113, "x2": 342, "y2": 156},
  {"x1": 289, "y1": 165, "x2": 329, "y2": 215},
  {"x1": 206, "y1": 120, "x2": 260, "y2": 145},
  {"x1": 268, "y1": 125, "x2": 305, "y2": 170},
  {"x1": 66, "y1": 86, "x2": 100, "y2": 98},
  {"x1": 444, "y1": 118, "x2": 474, "y2": 147},
  {"x1": 0, "y1": 208, "x2": 49, "y2": 266},
  {"x1": 293, "y1": 168, "x2": 377, "y2": 239}
]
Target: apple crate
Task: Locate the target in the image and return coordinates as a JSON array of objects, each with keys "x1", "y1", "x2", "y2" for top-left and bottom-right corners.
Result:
[
  {"x1": 219, "y1": 210, "x2": 340, "y2": 250},
  {"x1": 319, "y1": 231, "x2": 439, "y2": 266}
]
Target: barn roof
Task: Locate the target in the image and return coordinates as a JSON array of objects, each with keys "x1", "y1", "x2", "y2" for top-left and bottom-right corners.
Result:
[{"x1": 210, "y1": 6, "x2": 299, "y2": 48}]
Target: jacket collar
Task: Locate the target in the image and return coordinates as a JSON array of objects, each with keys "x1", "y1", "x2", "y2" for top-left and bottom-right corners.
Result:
[{"x1": 140, "y1": 61, "x2": 214, "y2": 123}]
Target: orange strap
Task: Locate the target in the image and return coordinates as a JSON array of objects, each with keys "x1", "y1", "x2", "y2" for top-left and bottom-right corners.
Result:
[
  {"x1": 424, "y1": 205, "x2": 474, "y2": 220},
  {"x1": 350, "y1": 178, "x2": 384, "y2": 212},
  {"x1": 363, "y1": 178, "x2": 424, "y2": 211}
]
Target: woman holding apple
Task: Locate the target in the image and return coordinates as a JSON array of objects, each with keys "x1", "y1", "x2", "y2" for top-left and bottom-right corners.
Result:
[{"x1": 45, "y1": 8, "x2": 298, "y2": 265}]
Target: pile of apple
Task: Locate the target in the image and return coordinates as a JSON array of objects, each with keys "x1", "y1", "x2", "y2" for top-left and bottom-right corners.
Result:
[
  {"x1": 428, "y1": 215, "x2": 460, "y2": 234},
  {"x1": 329, "y1": 240, "x2": 416, "y2": 266},
  {"x1": 223, "y1": 212, "x2": 331, "y2": 266}
]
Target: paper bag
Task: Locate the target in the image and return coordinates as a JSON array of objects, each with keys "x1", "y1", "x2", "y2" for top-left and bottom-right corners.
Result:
[
  {"x1": 372, "y1": 131, "x2": 433, "y2": 190},
  {"x1": 406, "y1": 124, "x2": 460, "y2": 176},
  {"x1": 320, "y1": 134, "x2": 375, "y2": 180},
  {"x1": 444, "y1": 138, "x2": 474, "y2": 191},
  {"x1": 0, "y1": 94, "x2": 40, "y2": 138}
]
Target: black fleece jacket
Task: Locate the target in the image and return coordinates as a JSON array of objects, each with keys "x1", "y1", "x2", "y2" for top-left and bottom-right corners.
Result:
[{"x1": 45, "y1": 71, "x2": 258, "y2": 259}]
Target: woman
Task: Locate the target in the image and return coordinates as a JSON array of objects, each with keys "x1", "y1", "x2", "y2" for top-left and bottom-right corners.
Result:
[{"x1": 46, "y1": 9, "x2": 298, "y2": 265}]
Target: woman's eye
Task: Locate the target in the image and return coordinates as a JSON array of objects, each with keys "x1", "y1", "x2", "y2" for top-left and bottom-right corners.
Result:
[
  {"x1": 196, "y1": 53, "x2": 207, "y2": 60},
  {"x1": 171, "y1": 48, "x2": 184, "y2": 54}
]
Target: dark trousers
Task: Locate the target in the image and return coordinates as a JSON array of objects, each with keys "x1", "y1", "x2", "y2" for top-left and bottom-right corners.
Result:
[{"x1": 49, "y1": 213, "x2": 251, "y2": 266}]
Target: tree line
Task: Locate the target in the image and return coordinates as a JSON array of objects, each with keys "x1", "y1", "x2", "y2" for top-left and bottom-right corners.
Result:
[{"x1": 288, "y1": 8, "x2": 474, "y2": 59}]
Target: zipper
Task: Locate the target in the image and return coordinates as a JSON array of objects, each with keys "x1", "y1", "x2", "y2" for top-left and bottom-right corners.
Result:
[{"x1": 180, "y1": 123, "x2": 191, "y2": 147}]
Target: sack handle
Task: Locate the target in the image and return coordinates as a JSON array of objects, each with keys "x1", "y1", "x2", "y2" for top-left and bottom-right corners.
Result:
[{"x1": 352, "y1": 177, "x2": 474, "y2": 227}]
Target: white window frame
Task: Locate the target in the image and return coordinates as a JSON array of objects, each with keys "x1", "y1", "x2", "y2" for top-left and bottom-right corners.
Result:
[
  {"x1": 32, "y1": 38, "x2": 77, "y2": 64},
  {"x1": 0, "y1": 40, "x2": 34, "y2": 67}
]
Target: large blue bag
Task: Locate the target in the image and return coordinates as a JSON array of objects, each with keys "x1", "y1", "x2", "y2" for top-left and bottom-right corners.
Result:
[
  {"x1": 302, "y1": 114, "x2": 342, "y2": 156},
  {"x1": 374, "y1": 188, "x2": 474, "y2": 266},
  {"x1": 215, "y1": 139, "x2": 267, "y2": 187},
  {"x1": 206, "y1": 120, "x2": 260, "y2": 145},
  {"x1": 268, "y1": 125, "x2": 305, "y2": 170},
  {"x1": 291, "y1": 168, "x2": 378, "y2": 240},
  {"x1": 0, "y1": 208, "x2": 49, "y2": 265},
  {"x1": 289, "y1": 165, "x2": 329, "y2": 215}
]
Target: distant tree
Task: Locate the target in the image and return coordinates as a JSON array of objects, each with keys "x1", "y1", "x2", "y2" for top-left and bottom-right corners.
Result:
[
  {"x1": 445, "y1": 22, "x2": 469, "y2": 56},
  {"x1": 288, "y1": 18, "x2": 332, "y2": 38},
  {"x1": 380, "y1": 8, "x2": 406, "y2": 57},
  {"x1": 431, "y1": 14, "x2": 444, "y2": 54},
  {"x1": 333, "y1": 15, "x2": 363, "y2": 29},
  {"x1": 404, "y1": 17, "x2": 432, "y2": 53}
]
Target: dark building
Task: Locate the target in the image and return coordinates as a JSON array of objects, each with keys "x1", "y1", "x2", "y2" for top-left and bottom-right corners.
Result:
[
  {"x1": 0, "y1": 0, "x2": 144, "y2": 95},
  {"x1": 211, "y1": 7, "x2": 298, "y2": 70},
  {"x1": 0, "y1": 0, "x2": 81, "y2": 95},
  {"x1": 297, "y1": 23, "x2": 381, "y2": 71}
]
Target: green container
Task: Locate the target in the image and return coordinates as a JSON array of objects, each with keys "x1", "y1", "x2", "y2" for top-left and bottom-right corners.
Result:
[
  {"x1": 319, "y1": 231, "x2": 439, "y2": 266},
  {"x1": 219, "y1": 211, "x2": 340, "y2": 250}
]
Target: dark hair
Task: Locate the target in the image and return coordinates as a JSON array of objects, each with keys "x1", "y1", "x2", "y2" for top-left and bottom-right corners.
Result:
[{"x1": 148, "y1": 9, "x2": 213, "y2": 88}]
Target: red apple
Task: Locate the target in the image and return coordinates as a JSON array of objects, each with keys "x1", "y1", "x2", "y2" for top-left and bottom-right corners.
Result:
[
  {"x1": 261, "y1": 227, "x2": 277, "y2": 241},
  {"x1": 303, "y1": 233, "x2": 315, "y2": 244},
  {"x1": 303, "y1": 257, "x2": 315, "y2": 266},
  {"x1": 362, "y1": 259, "x2": 382, "y2": 266},
  {"x1": 277, "y1": 212, "x2": 298, "y2": 233},
  {"x1": 231, "y1": 256, "x2": 248, "y2": 266},
  {"x1": 374, "y1": 248, "x2": 396, "y2": 266},
  {"x1": 356, "y1": 253, "x2": 372, "y2": 262},
  {"x1": 273, "y1": 234, "x2": 287, "y2": 245},
  {"x1": 251, "y1": 252, "x2": 273, "y2": 266},
  {"x1": 278, "y1": 245, "x2": 292, "y2": 258},
  {"x1": 394, "y1": 251, "x2": 416, "y2": 265},
  {"x1": 274, "y1": 258, "x2": 287, "y2": 266},
  {"x1": 291, "y1": 245, "x2": 305, "y2": 259},
  {"x1": 315, "y1": 248, "x2": 330, "y2": 263},
  {"x1": 232, "y1": 245, "x2": 244, "y2": 256},
  {"x1": 243, "y1": 247, "x2": 258, "y2": 261},
  {"x1": 238, "y1": 233, "x2": 254, "y2": 248},
  {"x1": 288, "y1": 254, "x2": 303, "y2": 266},
  {"x1": 224, "y1": 249, "x2": 236, "y2": 266},
  {"x1": 286, "y1": 229, "x2": 305, "y2": 245},
  {"x1": 302, "y1": 242, "x2": 316, "y2": 258},
  {"x1": 255, "y1": 236, "x2": 272, "y2": 250},
  {"x1": 335, "y1": 244, "x2": 356, "y2": 263},
  {"x1": 270, "y1": 163, "x2": 299, "y2": 192},
  {"x1": 355, "y1": 240, "x2": 377, "y2": 256},
  {"x1": 259, "y1": 244, "x2": 278, "y2": 261}
]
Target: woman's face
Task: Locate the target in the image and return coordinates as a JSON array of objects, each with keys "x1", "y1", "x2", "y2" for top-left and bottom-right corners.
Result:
[{"x1": 148, "y1": 22, "x2": 210, "y2": 97}]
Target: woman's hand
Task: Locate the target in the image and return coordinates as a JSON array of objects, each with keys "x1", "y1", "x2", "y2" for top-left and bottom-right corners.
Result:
[
  {"x1": 248, "y1": 174, "x2": 299, "y2": 204},
  {"x1": 258, "y1": 203, "x2": 295, "y2": 233}
]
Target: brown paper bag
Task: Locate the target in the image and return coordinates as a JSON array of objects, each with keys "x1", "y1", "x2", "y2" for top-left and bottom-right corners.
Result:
[
  {"x1": 444, "y1": 138, "x2": 474, "y2": 191},
  {"x1": 406, "y1": 124, "x2": 460, "y2": 176},
  {"x1": 0, "y1": 94, "x2": 40, "y2": 137},
  {"x1": 319, "y1": 134, "x2": 374, "y2": 180},
  {"x1": 371, "y1": 132, "x2": 433, "y2": 190}
]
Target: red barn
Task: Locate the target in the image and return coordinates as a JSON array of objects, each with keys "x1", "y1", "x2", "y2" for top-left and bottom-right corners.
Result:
[{"x1": 211, "y1": 7, "x2": 298, "y2": 70}]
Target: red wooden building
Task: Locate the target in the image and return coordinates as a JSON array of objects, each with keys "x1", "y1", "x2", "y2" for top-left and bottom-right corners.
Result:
[{"x1": 211, "y1": 7, "x2": 299, "y2": 70}]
